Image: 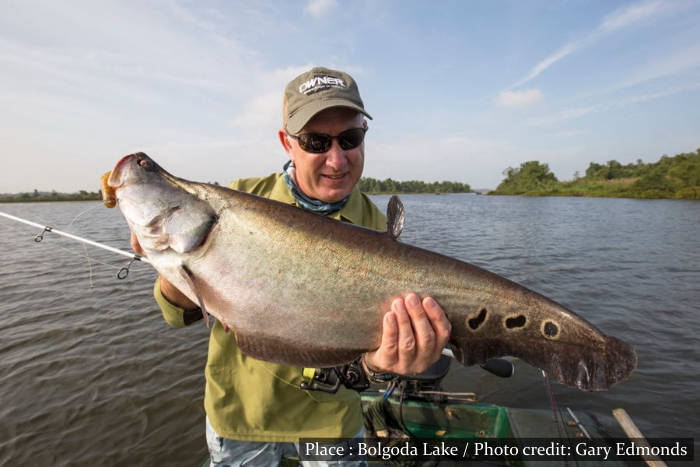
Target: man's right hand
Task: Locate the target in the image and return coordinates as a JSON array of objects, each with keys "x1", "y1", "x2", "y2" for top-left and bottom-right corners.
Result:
[
  {"x1": 130, "y1": 232, "x2": 198, "y2": 310},
  {"x1": 130, "y1": 232, "x2": 146, "y2": 256}
]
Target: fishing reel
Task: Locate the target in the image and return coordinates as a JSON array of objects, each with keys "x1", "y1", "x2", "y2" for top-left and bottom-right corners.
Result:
[
  {"x1": 299, "y1": 352, "x2": 515, "y2": 395},
  {"x1": 300, "y1": 360, "x2": 370, "y2": 393}
]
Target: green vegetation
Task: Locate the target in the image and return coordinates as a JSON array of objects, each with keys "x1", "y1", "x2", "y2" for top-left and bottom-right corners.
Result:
[
  {"x1": 359, "y1": 177, "x2": 471, "y2": 194},
  {"x1": 1, "y1": 177, "x2": 471, "y2": 203},
  {"x1": 7, "y1": 149, "x2": 697, "y2": 202},
  {"x1": 490, "y1": 149, "x2": 700, "y2": 200},
  {"x1": 491, "y1": 161, "x2": 559, "y2": 195},
  {"x1": 0, "y1": 190, "x2": 102, "y2": 203}
]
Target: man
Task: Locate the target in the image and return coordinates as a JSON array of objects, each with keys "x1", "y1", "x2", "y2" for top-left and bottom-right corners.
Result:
[{"x1": 132, "y1": 67, "x2": 451, "y2": 465}]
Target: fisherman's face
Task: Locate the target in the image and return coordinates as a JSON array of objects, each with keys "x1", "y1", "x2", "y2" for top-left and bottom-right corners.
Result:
[{"x1": 281, "y1": 107, "x2": 365, "y2": 203}]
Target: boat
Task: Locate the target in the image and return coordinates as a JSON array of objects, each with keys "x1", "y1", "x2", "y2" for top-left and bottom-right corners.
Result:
[
  {"x1": 201, "y1": 356, "x2": 644, "y2": 466},
  {"x1": 358, "y1": 355, "x2": 629, "y2": 466}
]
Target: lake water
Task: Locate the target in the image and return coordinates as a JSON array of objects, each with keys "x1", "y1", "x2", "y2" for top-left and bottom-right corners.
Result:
[{"x1": 1, "y1": 195, "x2": 698, "y2": 465}]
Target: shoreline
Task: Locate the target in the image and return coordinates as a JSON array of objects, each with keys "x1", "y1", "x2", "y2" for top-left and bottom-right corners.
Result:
[
  {"x1": 0, "y1": 195, "x2": 103, "y2": 203},
  {"x1": 3, "y1": 191, "x2": 699, "y2": 202}
]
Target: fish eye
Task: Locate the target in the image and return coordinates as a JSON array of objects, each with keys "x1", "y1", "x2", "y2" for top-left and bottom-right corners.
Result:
[{"x1": 138, "y1": 158, "x2": 151, "y2": 169}]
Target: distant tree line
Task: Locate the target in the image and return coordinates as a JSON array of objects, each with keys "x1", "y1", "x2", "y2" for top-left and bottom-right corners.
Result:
[
  {"x1": 1, "y1": 177, "x2": 473, "y2": 204},
  {"x1": 359, "y1": 177, "x2": 471, "y2": 194},
  {"x1": 0, "y1": 190, "x2": 102, "y2": 203},
  {"x1": 490, "y1": 148, "x2": 700, "y2": 199},
  {"x1": 584, "y1": 159, "x2": 648, "y2": 180}
]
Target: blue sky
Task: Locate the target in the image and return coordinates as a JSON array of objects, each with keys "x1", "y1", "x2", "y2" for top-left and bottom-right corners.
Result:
[{"x1": 1, "y1": 0, "x2": 699, "y2": 192}]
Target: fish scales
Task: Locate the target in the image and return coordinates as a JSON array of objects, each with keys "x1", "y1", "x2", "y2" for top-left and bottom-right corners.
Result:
[{"x1": 106, "y1": 153, "x2": 637, "y2": 391}]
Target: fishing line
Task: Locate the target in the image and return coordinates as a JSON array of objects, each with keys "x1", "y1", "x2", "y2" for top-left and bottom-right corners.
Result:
[
  {"x1": 66, "y1": 203, "x2": 102, "y2": 230},
  {"x1": 52, "y1": 242, "x2": 125, "y2": 274},
  {"x1": 542, "y1": 370, "x2": 578, "y2": 467},
  {"x1": 86, "y1": 244, "x2": 95, "y2": 287},
  {"x1": 64, "y1": 204, "x2": 104, "y2": 287}
]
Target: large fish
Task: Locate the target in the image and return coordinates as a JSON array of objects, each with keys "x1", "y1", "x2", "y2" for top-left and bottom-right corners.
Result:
[{"x1": 105, "y1": 153, "x2": 636, "y2": 391}]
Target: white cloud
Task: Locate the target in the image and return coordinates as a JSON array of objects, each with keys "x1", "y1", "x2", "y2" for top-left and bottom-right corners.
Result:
[
  {"x1": 305, "y1": 0, "x2": 337, "y2": 18},
  {"x1": 528, "y1": 82, "x2": 700, "y2": 126},
  {"x1": 495, "y1": 89, "x2": 543, "y2": 108},
  {"x1": 528, "y1": 106, "x2": 597, "y2": 126},
  {"x1": 600, "y1": 0, "x2": 664, "y2": 32},
  {"x1": 617, "y1": 82, "x2": 700, "y2": 106},
  {"x1": 614, "y1": 43, "x2": 700, "y2": 91},
  {"x1": 508, "y1": 43, "x2": 577, "y2": 90},
  {"x1": 169, "y1": 2, "x2": 217, "y2": 31},
  {"x1": 227, "y1": 64, "x2": 317, "y2": 133},
  {"x1": 506, "y1": 0, "x2": 670, "y2": 90},
  {"x1": 229, "y1": 91, "x2": 281, "y2": 132}
]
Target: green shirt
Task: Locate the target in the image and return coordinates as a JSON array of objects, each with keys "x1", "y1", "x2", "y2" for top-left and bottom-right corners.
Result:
[{"x1": 154, "y1": 172, "x2": 387, "y2": 442}]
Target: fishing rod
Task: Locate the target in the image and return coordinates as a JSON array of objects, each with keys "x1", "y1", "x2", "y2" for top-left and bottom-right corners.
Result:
[{"x1": 0, "y1": 211, "x2": 150, "y2": 278}]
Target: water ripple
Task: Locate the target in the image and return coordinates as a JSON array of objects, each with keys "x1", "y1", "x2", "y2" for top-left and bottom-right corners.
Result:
[{"x1": 1, "y1": 197, "x2": 699, "y2": 464}]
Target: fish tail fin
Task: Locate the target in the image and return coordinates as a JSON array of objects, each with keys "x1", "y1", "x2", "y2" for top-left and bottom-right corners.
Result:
[{"x1": 449, "y1": 334, "x2": 637, "y2": 391}]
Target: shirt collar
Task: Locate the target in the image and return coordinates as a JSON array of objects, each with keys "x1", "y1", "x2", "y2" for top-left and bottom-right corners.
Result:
[{"x1": 269, "y1": 172, "x2": 364, "y2": 224}]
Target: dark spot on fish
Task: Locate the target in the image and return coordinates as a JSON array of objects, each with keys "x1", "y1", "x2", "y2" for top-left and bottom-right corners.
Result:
[
  {"x1": 468, "y1": 308, "x2": 487, "y2": 330},
  {"x1": 505, "y1": 315, "x2": 526, "y2": 329},
  {"x1": 543, "y1": 321, "x2": 559, "y2": 338}
]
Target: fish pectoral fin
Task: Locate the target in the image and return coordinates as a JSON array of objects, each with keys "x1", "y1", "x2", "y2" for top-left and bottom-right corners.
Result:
[
  {"x1": 177, "y1": 265, "x2": 211, "y2": 328},
  {"x1": 386, "y1": 195, "x2": 405, "y2": 240},
  {"x1": 450, "y1": 334, "x2": 637, "y2": 392},
  {"x1": 164, "y1": 205, "x2": 217, "y2": 254}
]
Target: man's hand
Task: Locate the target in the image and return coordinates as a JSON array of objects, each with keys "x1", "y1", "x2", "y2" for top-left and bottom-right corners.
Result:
[
  {"x1": 130, "y1": 232, "x2": 197, "y2": 310},
  {"x1": 130, "y1": 232, "x2": 145, "y2": 256},
  {"x1": 363, "y1": 293, "x2": 451, "y2": 376}
]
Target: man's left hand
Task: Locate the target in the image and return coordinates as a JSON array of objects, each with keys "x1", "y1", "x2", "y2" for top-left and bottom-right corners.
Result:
[{"x1": 364, "y1": 293, "x2": 451, "y2": 376}]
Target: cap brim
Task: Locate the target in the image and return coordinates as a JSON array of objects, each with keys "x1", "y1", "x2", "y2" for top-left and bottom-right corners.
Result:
[{"x1": 286, "y1": 98, "x2": 372, "y2": 134}]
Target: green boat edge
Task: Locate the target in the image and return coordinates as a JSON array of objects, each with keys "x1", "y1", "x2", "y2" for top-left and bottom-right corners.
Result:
[
  {"x1": 200, "y1": 391, "x2": 628, "y2": 466},
  {"x1": 359, "y1": 391, "x2": 627, "y2": 466}
]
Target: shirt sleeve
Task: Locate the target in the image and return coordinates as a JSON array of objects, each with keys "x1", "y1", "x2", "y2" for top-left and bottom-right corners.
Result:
[{"x1": 153, "y1": 276, "x2": 189, "y2": 328}]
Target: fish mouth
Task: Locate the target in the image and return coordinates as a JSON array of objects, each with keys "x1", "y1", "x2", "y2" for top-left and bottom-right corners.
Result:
[
  {"x1": 107, "y1": 154, "x2": 138, "y2": 189},
  {"x1": 102, "y1": 153, "x2": 167, "y2": 209},
  {"x1": 107, "y1": 152, "x2": 160, "y2": 189}
]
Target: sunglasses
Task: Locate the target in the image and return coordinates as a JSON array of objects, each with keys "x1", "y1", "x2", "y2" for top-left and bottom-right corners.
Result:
[{"x1": 286, "y1": 127, "x2": 367, "y2": 154}]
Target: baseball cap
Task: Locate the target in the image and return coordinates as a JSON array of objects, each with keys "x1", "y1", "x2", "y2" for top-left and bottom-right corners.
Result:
[{"x1": 283, "y1": 66, "x2": 372, "y2": 134}]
